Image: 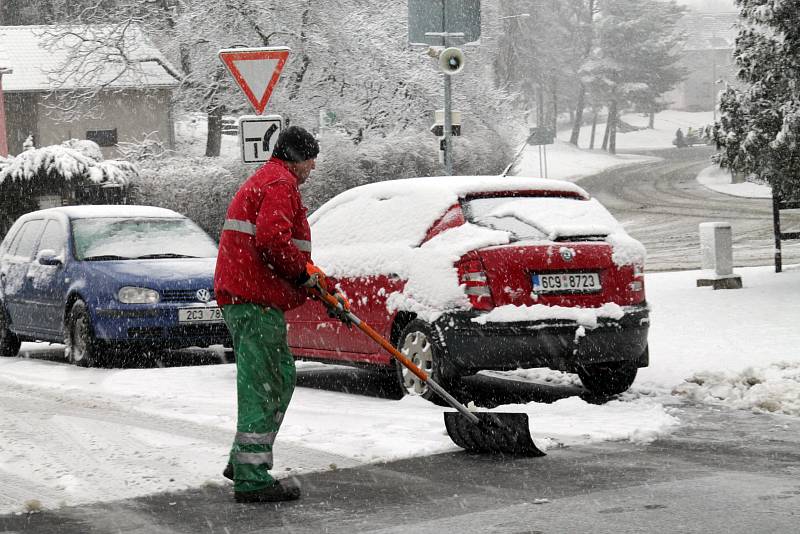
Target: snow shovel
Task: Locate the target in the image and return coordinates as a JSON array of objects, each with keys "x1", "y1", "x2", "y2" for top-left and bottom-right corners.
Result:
[{"x1": 314, "y1": 286, "x2": 545, "y2": 457}]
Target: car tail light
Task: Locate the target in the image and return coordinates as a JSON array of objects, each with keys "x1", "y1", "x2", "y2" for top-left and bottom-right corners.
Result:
[
  {"x1": 458, "y1": 258, "x2": 494, "y2": 311},
  {"x1": 628, "y1": 263, "x2": 645, "y2": 297}
]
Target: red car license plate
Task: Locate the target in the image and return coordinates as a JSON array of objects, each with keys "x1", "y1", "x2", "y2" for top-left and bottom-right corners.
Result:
[{"x1": 531, "y1": 272, "x2": 601, "y2": 293}]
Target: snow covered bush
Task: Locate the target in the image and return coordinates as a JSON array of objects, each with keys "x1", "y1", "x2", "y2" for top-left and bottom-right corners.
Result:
[
  {"x1": 0, "y1": 140, "x2": 136, "y2": 237},
  {"x1": 302, "y1": 127, "x2": 514, "y2": 211},
  {"x1": 129, "y1": 125, "x2": 514, "y2": 237},
  {"x1": 128, "y1": 157, "x2": 249, "y2": 240},
  {"x1": 0, "y1": 141, "x2": 134, "y2": 186}
]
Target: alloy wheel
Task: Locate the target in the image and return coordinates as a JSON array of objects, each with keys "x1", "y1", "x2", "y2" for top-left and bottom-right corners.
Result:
[{"x1": 399, "y1": 330, "x2": 434, "y2": 395}]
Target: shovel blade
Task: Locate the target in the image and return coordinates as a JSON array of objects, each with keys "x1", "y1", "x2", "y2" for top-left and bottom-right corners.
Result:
[{"x1": 444, "y1": 412, "x2": 546, "y2": 457}]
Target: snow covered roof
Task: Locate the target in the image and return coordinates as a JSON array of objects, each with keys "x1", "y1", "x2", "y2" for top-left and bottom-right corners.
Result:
[
  {"x1": 0, "y1": 25, "x2": 179, "y2": 92},
  {"x1": 680, "y1": 11, "x2": 739, "y2": 51}
]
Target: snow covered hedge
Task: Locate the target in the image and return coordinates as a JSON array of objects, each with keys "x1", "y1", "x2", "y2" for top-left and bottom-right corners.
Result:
[
  {"x1": 129, "y1": 128, "x2": 513, "y2": 239},
  {"x1": 0, "y1": 140, "x2": 135, "y2": 188},
  {"x1": 128, "y1": 157, "x2": 247, "y2": 240},
  {"x1": 304, "y1": 128, "x2": 514, "y2": 211},
  {"x1": 0, "y1": 140, "x2": 136, "y2": 237}
]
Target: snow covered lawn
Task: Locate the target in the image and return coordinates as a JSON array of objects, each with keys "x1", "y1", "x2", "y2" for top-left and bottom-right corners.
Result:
[{"x1": 2, "y1": 264, "x2": 799, "y2": 515}]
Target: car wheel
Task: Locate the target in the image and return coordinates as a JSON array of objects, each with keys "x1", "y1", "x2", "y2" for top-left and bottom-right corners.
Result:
[
  {"x1": 577, "y1": 360, "x2": 638, "y2": 396},
  {"x1": 0, "y1": 305, "x2": 21, "y2": 357},
  {"x1": 395, "y1": 319, "x2": 462, "y2": 405},
  {"x1": 65, "y1": 300, "x2": 103, "y2": 367}
]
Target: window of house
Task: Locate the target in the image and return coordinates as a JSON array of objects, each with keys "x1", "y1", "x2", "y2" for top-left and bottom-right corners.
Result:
[{"x1": 86, "y1": 129, "x2": 118, "y2": 147}]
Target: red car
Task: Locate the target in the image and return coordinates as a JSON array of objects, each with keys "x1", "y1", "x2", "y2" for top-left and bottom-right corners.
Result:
[{"x1": 286, "y1": 176, "x2": 649, "y2": 399}]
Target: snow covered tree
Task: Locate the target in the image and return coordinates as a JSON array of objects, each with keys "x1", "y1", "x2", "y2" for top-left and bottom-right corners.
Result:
[
  {"x1": 583, "y1": 0, "x2": 685, "y2": 154},
  {"x1": 494, "y1": 1, "x2": 589, "y2": 133},
  {"x1": 713, "y1": 1, "x2": 800, "y2": 199}
]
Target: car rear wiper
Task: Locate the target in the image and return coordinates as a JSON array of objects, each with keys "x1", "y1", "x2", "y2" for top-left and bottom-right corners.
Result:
[
  {"x1": 554, "y1": 234, "x2": 607, "y2": 242},
  {"x1": 135, "y1": 253, "x2": 199, "y2": 259},
  {"x1": 82, "y1": 254, "x2": 132, "y2": 261}
]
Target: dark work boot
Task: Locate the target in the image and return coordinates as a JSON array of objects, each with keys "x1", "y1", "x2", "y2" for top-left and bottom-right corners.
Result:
[
  {"x1": 223, "y1": 463, "x2": 233, "y2": 481},
  {"x1": 234, "y1": 479, "x2": 301, "y2": 503}
]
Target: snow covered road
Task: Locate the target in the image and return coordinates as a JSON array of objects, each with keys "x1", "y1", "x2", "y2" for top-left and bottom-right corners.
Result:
[
  {"x1": 577, "y1": 146, "x2": 800, "y2": 271},
  {"x1": 2, "y1": 265, "x2": 799, "y2": 515}
]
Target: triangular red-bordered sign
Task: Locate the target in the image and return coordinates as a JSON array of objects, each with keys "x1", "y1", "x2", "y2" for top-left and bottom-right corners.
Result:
[{"x1": 219, "y1": 47, "x2": 291, "y2": 115}]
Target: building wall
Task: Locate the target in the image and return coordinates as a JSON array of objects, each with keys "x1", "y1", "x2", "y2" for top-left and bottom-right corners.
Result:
[
  {"x1": 666, "y1": 48, "x2": 737, "y2": 111},
  {"x1": 4, "y1": 87, "x2": 175, "y2": 158},
  {"x1": 3, "y1": 92, "x2": 38, "y2": 155}
]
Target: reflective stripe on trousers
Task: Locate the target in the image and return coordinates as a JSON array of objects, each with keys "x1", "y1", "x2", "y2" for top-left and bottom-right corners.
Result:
[
  {"x1": 235, "y1": 451, "x2": 274, "y2": 466},
  {"x1": 222, "y1": 218, "x2": 311, "y2": 252},
  {"x1": 235, "y1": 431, "x2": 277, "y2": 445}
]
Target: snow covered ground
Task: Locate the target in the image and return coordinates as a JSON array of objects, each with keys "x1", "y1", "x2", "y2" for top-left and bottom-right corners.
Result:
[
  {"x1": 1, "y1": 110, "x2": 794, "y2": 515},
  {"x1": 514, "y1": 110, "x2": 720, "y2": 182},
  {"x1": 3, "y1": 264, "x2": 798, "y2": 515},
  {"x1": 696, "y1": 164, "x2": 773, "y2": 199}
]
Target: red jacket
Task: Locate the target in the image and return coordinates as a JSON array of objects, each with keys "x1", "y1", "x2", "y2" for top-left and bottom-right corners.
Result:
[{"x1": 214, "y1": 158, "x2": 312, "y2": 311}]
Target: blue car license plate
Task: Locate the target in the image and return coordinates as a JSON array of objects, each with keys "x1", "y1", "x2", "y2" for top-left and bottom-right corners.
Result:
[{"x1": 178, "y1": 307, "x2": 224, "y2": 323}]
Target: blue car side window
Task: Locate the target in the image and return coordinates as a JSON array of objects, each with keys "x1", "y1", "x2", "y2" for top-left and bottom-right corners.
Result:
[
  {"x1": 38, "y1": 220, "x2": 66, "y2": 257},
  {"x1": 12, "y1": 220, "x2": 45, "y2": 260}
]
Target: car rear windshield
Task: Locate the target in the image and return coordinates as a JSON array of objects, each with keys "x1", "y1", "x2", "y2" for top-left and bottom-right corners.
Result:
[
  {"x1": 462, "y1": 195, "x2": 618, "y2": 242},
  {"x1": 72, "y1": 217, "x2": 218, "y2": 261}
]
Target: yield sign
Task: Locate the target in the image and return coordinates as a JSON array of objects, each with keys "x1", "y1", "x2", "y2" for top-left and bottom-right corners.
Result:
[{"x1": 219, "y1": 47, "x2": 291, "y2": 115}]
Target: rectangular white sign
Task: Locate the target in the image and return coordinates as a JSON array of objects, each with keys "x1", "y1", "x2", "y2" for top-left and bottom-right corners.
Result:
[{"x1": 239, "y1": 114, "x2": 283, "y2": 164}]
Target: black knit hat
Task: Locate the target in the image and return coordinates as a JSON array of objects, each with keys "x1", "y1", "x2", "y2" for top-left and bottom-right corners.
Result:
[{"x1": 272, "y1": 126, "x2": 320, "y2": 162}]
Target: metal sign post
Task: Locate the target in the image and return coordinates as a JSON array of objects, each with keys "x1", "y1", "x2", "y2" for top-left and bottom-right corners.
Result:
[
  {"x1": 409, "y1": 0, "x2": 480, "y2": 176},
  {"x1": 443, "y1": 73, "x2": 453, "y2": 175},
  {"x1": 528, "y1": 127, "x2": 555, "y2": 178}
]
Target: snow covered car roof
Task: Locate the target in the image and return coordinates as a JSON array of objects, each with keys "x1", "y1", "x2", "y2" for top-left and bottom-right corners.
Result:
[
  {"x1": 310, "y1": 175, "x2": 589, "y2": 223},
  {"x1": 19, "y1": 205, "x2": 184, "y2": 221},
  {"x1": 310, "y1": 175, "x2": 591, "y2": 249}
]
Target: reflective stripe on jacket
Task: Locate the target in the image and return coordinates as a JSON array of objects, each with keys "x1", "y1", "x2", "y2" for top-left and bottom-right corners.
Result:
[{"x1": 214, "y1": 158, "x2": 312, "y2": 310}]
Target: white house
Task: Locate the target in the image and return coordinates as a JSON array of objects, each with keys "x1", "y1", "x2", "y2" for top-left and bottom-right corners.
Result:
[
  {"x1": 666, "y1": 11, "x2": 739, "y2": 112},
  {"x1": 0, "y1": 24, "x2": 180, "y2": 158}
]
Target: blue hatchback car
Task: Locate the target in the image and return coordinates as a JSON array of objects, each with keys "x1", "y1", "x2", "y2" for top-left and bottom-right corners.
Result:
[{"x1": 0, "y1": 205, "x2": 230, "y2": 366}]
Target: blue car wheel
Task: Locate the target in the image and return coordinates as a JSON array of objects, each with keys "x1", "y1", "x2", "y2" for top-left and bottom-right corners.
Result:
[
  {"x1": 66, "y1": 300, "x2": 103, "y2": 367},
  {"x1": 0, "y1": 304, "x2": 21, "y2": 358}
]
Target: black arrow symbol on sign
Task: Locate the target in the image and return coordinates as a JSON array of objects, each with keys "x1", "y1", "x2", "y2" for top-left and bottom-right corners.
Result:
[{"x1": 262, "y1": 124, "x2": 278, "y2": 152}]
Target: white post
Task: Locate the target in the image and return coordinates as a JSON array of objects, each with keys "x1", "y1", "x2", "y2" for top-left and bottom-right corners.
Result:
[{"x1": 697, "y1": 222, "x2": 742, "y2": 289}]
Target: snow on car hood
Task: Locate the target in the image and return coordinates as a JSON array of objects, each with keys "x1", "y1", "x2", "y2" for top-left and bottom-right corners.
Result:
[
  {"x1": 85, "y1": 257, "x2": 217, "y2": 288},
  {"x1": 311, "y1": 176, "x2": 645, "y2": 322}
]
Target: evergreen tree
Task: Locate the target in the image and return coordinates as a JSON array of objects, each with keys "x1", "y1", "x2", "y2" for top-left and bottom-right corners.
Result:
[{"x1": 713, "y1": 0, "x2": 800, "y2": 199}]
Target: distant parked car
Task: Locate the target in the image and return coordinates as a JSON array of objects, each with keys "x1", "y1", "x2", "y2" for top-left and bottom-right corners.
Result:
[
  {"x1": 0, "y1": 206, "x2": 229, "y2": 366},
  {"x1": 286, "y1": 176, "x2": 650, "y2": 398}
]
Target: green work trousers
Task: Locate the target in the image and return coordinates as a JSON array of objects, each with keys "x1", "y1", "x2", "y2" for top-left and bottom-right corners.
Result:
[{"x1": 222, "y1": 304, "x2": 296, "y2": 492}]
